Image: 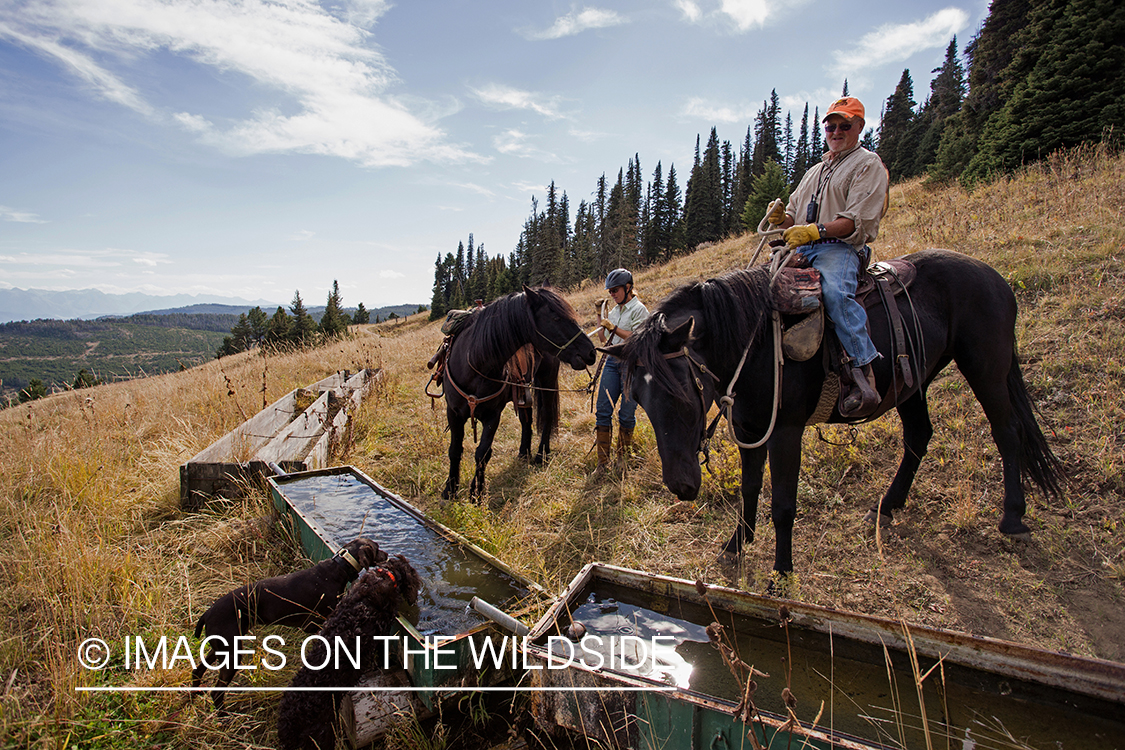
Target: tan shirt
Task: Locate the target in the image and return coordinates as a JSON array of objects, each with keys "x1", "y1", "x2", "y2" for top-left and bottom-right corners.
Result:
[{"x1": 786, "y1": 145, "x2": 889, "y2": 248}]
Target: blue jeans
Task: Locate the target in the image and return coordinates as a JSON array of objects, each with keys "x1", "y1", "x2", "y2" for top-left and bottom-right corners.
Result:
[
  {"x1": 800, "y1": 240, "x2": 880, "y2": 366},
  {"x1": 596, "y1": 357, "x2": 638, "y2": 428}
]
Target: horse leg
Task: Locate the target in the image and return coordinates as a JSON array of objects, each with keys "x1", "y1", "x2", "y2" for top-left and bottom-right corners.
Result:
[
  {"x1": 516, "y1": 405, "x2": 533, "y2": 460},
  {"x1": 961, "y1": 360, "x2": 1031, "y2": 537},
  {"x1": 443, "y1": 413, "x2": 465, "y2": 500},
  {"x1": 868, "y1": 389, "x2": 934, "y2": 525},
  {"x1": 767, "y1": 424, "x2": 805, "y2": 576},
  {"x1": 469, "y1": 415, "x2": 501, "y2": 502},
  {"x1": 719, "y1": 445, "x2": 766, "y2": 565}
]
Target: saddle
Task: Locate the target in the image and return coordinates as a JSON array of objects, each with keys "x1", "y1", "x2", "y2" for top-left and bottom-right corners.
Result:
[
  {"x1": 772, "y1": 258, "x2": 918, "y2": 423},
  {"x1": 504, "y1": 344, "x2": 536, "y2": 409}
]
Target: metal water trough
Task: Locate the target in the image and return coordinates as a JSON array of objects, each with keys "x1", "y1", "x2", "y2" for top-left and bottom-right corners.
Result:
[
  {"x1": 525, "y1": 563, "x2": 1125, "y2": 750},
  {"x1": 267, "y1": 465, "x2": 546, "y2": 747},
  {"x1": 180, "y1": 369, "x2": 378, "y2": 509}
]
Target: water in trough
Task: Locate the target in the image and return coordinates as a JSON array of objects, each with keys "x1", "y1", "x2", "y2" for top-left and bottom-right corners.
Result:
[{"x1": 277, "y1": 471, "x2": 530, "y2": 636}]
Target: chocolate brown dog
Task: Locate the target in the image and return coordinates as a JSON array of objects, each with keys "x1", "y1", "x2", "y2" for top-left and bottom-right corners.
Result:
[{"x1": 192, "y1": 536, "x2": 386, "y2": 710}]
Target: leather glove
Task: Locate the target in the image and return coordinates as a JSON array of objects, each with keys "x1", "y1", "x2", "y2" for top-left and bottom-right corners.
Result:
[
  {"x1": 765, "y1": 199, "x2": 786, "y2": 226},
  {"x1": 783, "y1": 223, "x2": 821, "y2": 248},
  {"x1": 600, "y1": 319, "x2": 616, "y2": 333}
]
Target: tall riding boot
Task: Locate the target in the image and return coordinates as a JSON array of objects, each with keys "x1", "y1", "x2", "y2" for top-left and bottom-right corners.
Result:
[
  {"x1": 616, "y1": 425, "x2": 634, "y2": 466},
  {"x1": 595, "y1": 426, "x2": 613, "y2": 471},
  {"x1": 842, "y1": 364, "x2": 879, "y2": 418}
]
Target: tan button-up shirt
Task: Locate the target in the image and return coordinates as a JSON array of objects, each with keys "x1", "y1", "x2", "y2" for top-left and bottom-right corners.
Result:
[{"x1": 786, "y1": 145, "x2": 889, "y2": 249}]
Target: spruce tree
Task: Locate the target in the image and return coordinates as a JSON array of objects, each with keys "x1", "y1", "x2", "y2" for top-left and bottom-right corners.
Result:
[
  {"x1": 791, "y1": 104, "x2": 811, "y2": 190},
  {"x1": 266, "y1": 306, "x2": 291, "y2": 345},
  {"x1": 879, "y1": 70, "x2": 917, "y2": 181},
  {"x1": 741, "y1": 160, "x2": 790, "y2": 233},
  {"x1": 289, "y1": 290, "x2": 317, "y2": 345},
  {"x1": 353, "y1": 302, "x2": 370, "y2": 324},
  {"x1": 318, "y1": 280, "x2": 348, "y2": 339},
  {"x1": 664, "y1": 164, "x2": 684, "y2": 258}
]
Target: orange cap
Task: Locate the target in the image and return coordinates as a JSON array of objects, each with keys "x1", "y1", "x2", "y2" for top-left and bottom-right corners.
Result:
[{"x1": 824, "y1": 96, "x2": 865, "y2": 121}]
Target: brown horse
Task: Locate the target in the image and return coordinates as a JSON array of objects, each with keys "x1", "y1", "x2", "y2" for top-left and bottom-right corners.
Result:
[
  {"x1": 442, "y1": 286, "x2": 596, "y2": 500},
  {"x1": 608, "y1": 249, "x2": 1063, "y2": 578}
]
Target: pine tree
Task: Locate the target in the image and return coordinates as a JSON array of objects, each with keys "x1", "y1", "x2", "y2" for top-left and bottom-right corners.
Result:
[
  {"x1": 266, "y1": 306, "x2": 291, "y2": 345},
  {"x1": 906, "y1": 38, "x2": 967, "y2": 176},
  {"x1": 318, "y1": 280, "x2": 348, "y2": 339},
  {"x1": 664, "y1": 164, "x2": 684, "y2": 257},
  {"x1": 289, "y1": 290, "x2": 317, "y2": 345},
  {"x1": 247, "y1": 306, "x2": 269, "y2": 347},
  {"x1": 879, "y1": 69, "x2": 917, "y2": 181},
  {"x1": 353, "y1": 302, "x2": 370, "y2": 324},
  {"x1": 429, "y1": 253, "x2": 448, "y2": 320},
  {"x1": 732, "y1": 126, "x2": 754, "y2": 233},
  {"x1": 791, "y1": 104, "x2": 811, "y2": 190},
  {"x1": 741, "y1": 160, "x2": 790, "y2": 232}
]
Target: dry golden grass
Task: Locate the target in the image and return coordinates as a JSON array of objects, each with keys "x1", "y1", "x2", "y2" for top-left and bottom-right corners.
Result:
[{"x1": 1, "y1": 143, "x2": 1123, "y2": 748}]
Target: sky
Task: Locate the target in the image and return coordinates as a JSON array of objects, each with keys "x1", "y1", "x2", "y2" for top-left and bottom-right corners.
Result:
[{"x1": 0, "y1": 0, "x2": 986, "y2": 309}]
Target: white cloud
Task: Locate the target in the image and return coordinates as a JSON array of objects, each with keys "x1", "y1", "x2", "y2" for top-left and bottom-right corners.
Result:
[
  {"x1": 379, "y1": 269, "x2": 405, "y2": 279},
  {"x1": 682, "y1": 97, "x2": 757, "y2": 123},
  {"x1": 471, "y1": 83, "x2": 565, "y2": 119},
  {"x1": 834, "y1": 8, "x2": 969, "y2": 69},
  {"x1": 0, "y1": 205, "x2": 47, "y2": 223},
  {"x1": 289, "y1": 230, "x2": 316, "y2": 241},
  {"x1": 718, "y1": 0, "x2": 772, "y2": 31},
  {"x1": 493, "y1": 129, "x2": 560, "y2": 162},
  {"x1": 675, "y1": 0, "x2": 703, "y2": 23},
  {"x1": 0, "y1": 0, "x2": 479, "y2": 167},
  {"x1": 524, "y1": 7, "x2": 626, "y2": 40}
]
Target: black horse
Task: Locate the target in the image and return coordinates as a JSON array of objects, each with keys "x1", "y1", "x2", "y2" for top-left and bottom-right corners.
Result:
[
  {"x1": 442, "y1": 286, "x2": 596, "y2": 500},
  {"x1": 609, "y1": 249, "x2": 1063, "y2": 577}
]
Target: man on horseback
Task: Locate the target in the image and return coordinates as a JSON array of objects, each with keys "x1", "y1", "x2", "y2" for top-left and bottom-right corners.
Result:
[
  {"x1": 594, "y1": 268, "x2": 650, "y2": 471},
  {"x1": 766, "y1": 96, "x2": 889, "y2": 418}
]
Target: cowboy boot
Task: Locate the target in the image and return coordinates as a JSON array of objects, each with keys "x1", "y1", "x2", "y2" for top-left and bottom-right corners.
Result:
[
  {"x1": 841, "y1": 364, "x2": 879, "y2": 418},
  {"x1": 594, "y1": 425, "x2": 613, "y2": 472},
  {"x1": 616, "y1": 425, "x2": 634, "y2": 466}
]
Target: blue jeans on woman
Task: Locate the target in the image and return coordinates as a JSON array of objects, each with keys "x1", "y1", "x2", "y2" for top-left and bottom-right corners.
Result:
[
  {"x1": 596, "y1": 356, "x2": 637, "y2": 429},
  {"x1": 800, "y1": 240, "x2": 880, "y2": 367}
]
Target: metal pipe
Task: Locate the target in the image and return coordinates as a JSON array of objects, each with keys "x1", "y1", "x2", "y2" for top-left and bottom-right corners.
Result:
[{"x1": 470, "y1": 596, "x2": 530, "y2": 636}]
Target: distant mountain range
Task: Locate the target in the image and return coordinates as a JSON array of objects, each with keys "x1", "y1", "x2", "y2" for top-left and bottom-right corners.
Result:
[{"x1": 0, "y1": 287, "x2": 282, "y2": 324}]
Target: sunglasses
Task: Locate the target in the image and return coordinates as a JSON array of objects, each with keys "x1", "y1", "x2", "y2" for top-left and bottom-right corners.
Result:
[{"x1": 823, "y1": 122, "x2": 853, "y2": 133}]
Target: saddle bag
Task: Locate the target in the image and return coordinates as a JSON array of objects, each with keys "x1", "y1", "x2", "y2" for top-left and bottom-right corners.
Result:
[
  {"x1": 772, "y1": 267, "x2": 822, "y2": 314},
  {"x1": 441, "y1": 309, "x2": 474, "y2": 336}
]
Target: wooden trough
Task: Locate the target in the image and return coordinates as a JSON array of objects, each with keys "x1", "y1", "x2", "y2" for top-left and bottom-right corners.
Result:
[
  {"x1": 180, "y1": 369, "x2": 378, "y2": 509},
  {"x1": 268, "y1": 465, "x2": 546, "y2": 747},
  {"x1": 525, "y1": 563, "x2": 1125, "y2": 750}
]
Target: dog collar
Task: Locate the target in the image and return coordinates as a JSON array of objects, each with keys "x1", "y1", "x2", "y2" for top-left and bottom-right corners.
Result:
[{"x1": 336, "y1": 548, "x2": 363, "y2": 573}]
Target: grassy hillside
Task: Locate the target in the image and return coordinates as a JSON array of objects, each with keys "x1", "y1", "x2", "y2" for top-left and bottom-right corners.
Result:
[
  {"x1": 1, "y1": 143, "x2": 1122, "y2": 749},
  {"x1": 0, "y1": 317, "x2": 231, "y2": 399}
]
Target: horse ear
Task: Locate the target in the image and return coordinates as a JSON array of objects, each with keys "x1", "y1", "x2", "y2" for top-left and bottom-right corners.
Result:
[{"x1": 661, "y1": 316, "x2": 694, "y2": 353}]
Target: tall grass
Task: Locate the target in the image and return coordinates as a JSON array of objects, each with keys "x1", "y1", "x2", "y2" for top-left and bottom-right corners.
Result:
[{"x1": 2, "y1": 144, "x2": 1123, "y2": 748}]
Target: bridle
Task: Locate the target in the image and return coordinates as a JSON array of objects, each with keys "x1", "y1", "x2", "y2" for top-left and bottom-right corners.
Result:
[
  {"x1": 533, "y1": 326, "x2": 585, "y2": 359},
  {"x1": 659, "y1": 345, "x2": 723, "y2": 465}
]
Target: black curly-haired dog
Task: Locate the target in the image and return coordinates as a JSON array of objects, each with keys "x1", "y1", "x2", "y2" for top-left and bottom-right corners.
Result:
[
  {"x1": 276, "y1": 554, "x2": 422, "y2": 750},
  {"x1": 192, "y1": 536, "x2": 386, "y2": 710}
]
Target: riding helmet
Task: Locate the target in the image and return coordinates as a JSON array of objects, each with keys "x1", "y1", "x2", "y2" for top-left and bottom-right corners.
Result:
[{"x1": 604, "y1": 268, "x2": 633, "y2": 290}]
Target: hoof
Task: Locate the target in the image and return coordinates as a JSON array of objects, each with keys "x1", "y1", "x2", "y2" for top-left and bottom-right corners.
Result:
[
  {"x1": 863, "y1": 510, "x2": 892, "y2": 528},
  {"x1": 1001, "y1": 526, "x2": 1032, "y2": 542}
]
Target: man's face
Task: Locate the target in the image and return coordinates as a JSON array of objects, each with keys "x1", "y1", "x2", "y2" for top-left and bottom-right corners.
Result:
[
  {"x1": 608, "y1": 285, "x2": 628, "y2": 304},
  {"x1": 824, "y1": 114, "x2": 862, "y2": 155}
]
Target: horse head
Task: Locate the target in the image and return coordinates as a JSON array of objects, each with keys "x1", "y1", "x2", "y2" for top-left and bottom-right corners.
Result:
[
  {"x1": 608, "y1": 313, "x2": 718, "y2": 501},
  {"x1": 523, "y1": 286, "x2": 597, "y2": 370}
]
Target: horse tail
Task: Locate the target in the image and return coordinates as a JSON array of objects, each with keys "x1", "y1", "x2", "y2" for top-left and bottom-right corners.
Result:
[
  {"x1": 535, "y1": 355, "x2": 561, "y2": 440},
  {"x1": 1008, "y1": 352, "x2": 1064, "y2": 498}
]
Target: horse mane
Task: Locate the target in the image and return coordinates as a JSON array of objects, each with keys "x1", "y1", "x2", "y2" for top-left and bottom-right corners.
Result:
[
  {"x1": 623, "y1": 267, "x2": 773, "y2": 401},
  {"x1": 462, "y1": 286, "x2": 577, "y2": 372}
]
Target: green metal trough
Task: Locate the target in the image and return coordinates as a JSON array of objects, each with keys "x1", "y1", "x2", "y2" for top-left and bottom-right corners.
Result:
[{"x1": 525, "y1": 563, "x2": 1125, "y2": 750}]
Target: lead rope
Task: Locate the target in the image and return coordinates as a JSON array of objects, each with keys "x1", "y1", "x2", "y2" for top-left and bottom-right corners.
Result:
[{"x1": 718, "y1": 203, "x2": 787, "y2": 450}]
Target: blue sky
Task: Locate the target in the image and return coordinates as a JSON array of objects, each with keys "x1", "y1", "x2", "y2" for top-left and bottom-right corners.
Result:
[{"x1": 0, "y1": 0, "x2": 983, "y2": 308}]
